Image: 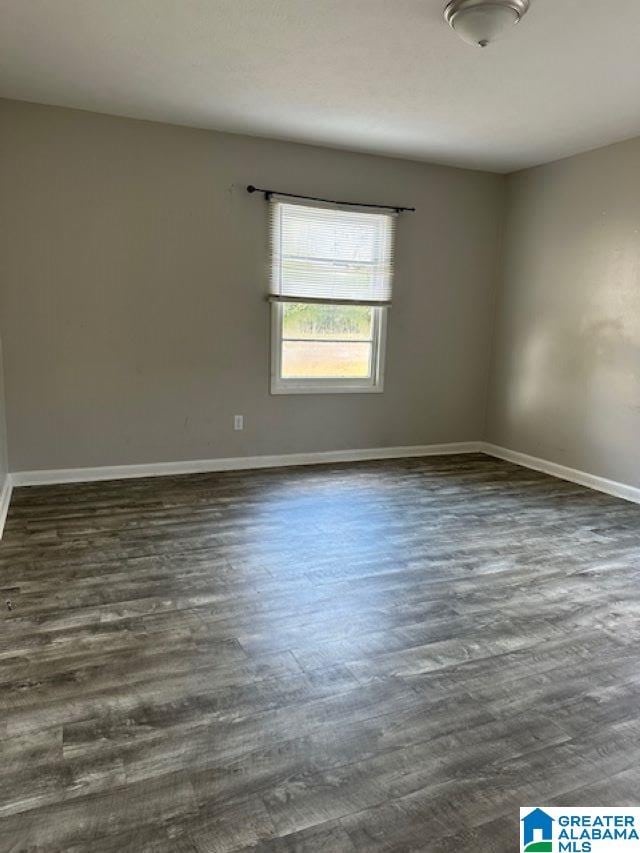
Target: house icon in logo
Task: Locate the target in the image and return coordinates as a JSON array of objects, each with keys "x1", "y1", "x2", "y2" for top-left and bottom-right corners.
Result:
[{"x1": 522, "y1": 808, "x2": 554, "y2": 852}]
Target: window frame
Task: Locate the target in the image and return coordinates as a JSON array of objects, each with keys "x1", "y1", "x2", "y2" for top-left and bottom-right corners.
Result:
[{"x1": 270, "y1": 301, "x2": 388, "y2": 395}]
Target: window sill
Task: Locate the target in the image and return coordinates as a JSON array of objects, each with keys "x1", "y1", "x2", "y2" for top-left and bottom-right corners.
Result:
[{"x1": 270, "y1": 381, "x2": 384, "y2": 395}]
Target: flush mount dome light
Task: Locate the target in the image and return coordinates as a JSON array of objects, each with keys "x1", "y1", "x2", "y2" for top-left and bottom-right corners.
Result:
[{"x1": 444, "y1": 0, "x2": 530, "y2": 47}]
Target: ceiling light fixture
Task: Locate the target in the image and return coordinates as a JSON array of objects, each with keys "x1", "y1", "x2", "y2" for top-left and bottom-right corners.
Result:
[{"x1": 444, "y1": 0, "x2": 530, "y2": 48}]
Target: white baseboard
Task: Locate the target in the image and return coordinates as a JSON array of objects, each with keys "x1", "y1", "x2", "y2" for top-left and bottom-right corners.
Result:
[
  {"x1": 5, "y1": 442, "x2": 638, "y2": 524},
  {"x1": 11, "y1": 442, "x2": 483, "y2": 488},
  {"x1": 481, "y1": 443, "x2": 640, "y2": 505},
  {"x1": 0, "y1": 474, "x2": 13, "y2": 540}
]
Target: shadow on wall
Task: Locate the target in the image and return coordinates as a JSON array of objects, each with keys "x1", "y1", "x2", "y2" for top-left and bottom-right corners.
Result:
[{"x1": 508, "y1": 277, "x2": 640, "y2": 475}]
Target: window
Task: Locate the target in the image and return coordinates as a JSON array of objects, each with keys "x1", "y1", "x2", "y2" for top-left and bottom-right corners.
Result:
[{"x1": 269, "y1": 199, "x2": 396, "y2": 394}]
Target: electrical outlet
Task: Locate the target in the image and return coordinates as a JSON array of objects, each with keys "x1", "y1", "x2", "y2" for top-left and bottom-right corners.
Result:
[{"x1": 234, "y1": 415, "x2": 244, "y2": 431}]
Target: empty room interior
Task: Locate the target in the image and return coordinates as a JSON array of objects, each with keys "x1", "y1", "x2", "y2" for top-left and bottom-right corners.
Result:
[{"x1": 1, "y1": 1, "x2": 640, "y2": 850}]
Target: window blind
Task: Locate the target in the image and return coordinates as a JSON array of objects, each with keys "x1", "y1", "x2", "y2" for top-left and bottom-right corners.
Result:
[{"x1": 269, "y1": 198, "x2": 396, "y2": 305}]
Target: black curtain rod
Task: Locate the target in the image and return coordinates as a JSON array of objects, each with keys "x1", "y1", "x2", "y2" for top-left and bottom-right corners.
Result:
[{"x1": 246, "y1": 185, "x2": 415, "y2": 213}]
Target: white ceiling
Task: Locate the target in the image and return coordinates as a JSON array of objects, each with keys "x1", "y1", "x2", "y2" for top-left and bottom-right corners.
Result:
[{"x1": 1, "y1": 0, "x2": 640, "y2": 173}]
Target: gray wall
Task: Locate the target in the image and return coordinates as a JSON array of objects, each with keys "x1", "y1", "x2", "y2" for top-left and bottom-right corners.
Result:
[
  {"x1": 487, "y1": 137, "x2": 640, "y2": 488},
  {"x1": 0, "y1": 336, "x2": 8, "y2": 492},
  {"x1": 0, "y1": 99, "x2": 504, "y2": 472}
]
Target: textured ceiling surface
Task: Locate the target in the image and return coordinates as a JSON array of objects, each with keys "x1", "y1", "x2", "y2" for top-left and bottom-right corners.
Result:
[{"x1": 1, "y1": 0, "x2": 640, "y2": 172}]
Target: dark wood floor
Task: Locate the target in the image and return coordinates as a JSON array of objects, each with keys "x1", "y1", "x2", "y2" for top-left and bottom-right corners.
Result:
[{"x1": 1, "y1": 454, "x2": 639, "y2": 852}]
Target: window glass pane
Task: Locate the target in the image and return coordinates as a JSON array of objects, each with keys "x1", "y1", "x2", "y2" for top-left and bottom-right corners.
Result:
[
  {"x1": 282, "y1": 303, "x2": 373, "y2": 341},
  {"x1": 281, "y1": 341, "x2": 372, "y2": 379}
]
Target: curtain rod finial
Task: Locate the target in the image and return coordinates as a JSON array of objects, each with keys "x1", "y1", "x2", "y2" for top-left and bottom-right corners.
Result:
[{"x1": 246, "y1": 185, "x2": 256, "y2": 194}]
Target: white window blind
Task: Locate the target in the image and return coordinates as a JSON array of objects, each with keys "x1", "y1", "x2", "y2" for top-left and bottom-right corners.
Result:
[{"x1": 269, "y1": 199, "x2": 396, "y2": 305}]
